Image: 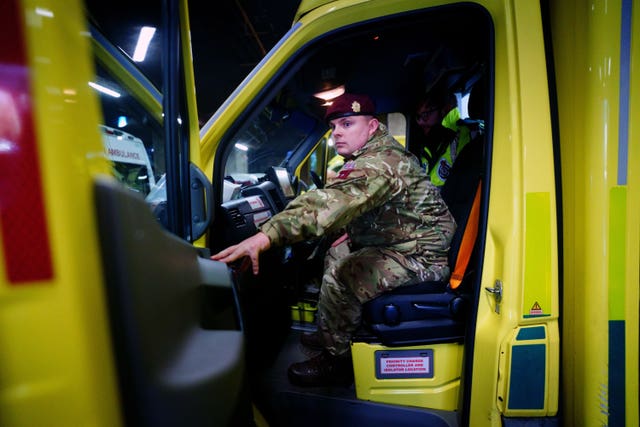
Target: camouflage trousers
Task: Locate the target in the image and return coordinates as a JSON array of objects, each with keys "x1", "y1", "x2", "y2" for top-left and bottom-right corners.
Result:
[{"x1": 316, "y1": 240, "x2": 450, "y2": 356}]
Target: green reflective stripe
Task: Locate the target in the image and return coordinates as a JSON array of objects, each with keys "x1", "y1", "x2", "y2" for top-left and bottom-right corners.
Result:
[
  {"x1": 522, "y1": 193, "x2": 552, "y2": 318},
  {"x1": 609, "y1": 186, "x2": 626, "y2": 320}
]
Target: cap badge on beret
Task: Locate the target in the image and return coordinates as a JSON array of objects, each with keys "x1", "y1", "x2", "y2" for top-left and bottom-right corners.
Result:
[{"x1": 324, "y1": 92, "x2": 375, "y2": 121}]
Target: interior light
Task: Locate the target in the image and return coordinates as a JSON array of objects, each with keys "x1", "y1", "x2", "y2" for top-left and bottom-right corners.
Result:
[
  {"x1": 117, "y1": 116, "x2": 128, "y2": 128},
  {"x1": 88, "y1": 81, "x2": 121, "y2": 98},
  {"x1": 35, "y1": 7, "x2": 54, "y2": 18},
  {"x1": 133, "y1": 26, "x2": 156, "y2": 62},
  {"x1": 235, "y1": 143, "x2": 249, "y2": 151},
  {"x1": 313, "y1": 85, "x2": 345, "y2": 101}
]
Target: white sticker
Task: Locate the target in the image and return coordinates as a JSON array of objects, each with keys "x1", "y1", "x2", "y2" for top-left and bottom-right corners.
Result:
[
  {"x1": 246, "y1": 196, "x2": 265, "y2": 210},
  {"x1": 380, "y1": 356, "x2": 430, "y2": 375},
  {"x1": 253, "y1": 210, "x2": 271, "y2": 226}
]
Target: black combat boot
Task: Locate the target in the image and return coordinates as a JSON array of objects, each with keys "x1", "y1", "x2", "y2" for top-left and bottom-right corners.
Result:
[
  {"x1": 287, "y1": 351, "x2": 354, "y2": 387},
  {"x1": 299, "y1": 331, "x2": 324, "y2": 351}
]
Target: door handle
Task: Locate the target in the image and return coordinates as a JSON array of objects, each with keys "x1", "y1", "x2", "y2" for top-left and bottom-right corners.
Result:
[{"x1": 485, "y1": 280, "x2": 502, "y2": 314}]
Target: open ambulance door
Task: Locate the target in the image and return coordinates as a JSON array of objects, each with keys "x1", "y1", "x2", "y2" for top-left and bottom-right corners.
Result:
[
  {"x1": 200, "y1": 0, "x2": 559, "y2": 426},
  {"x1": 87, "y1": 0, "x2": 250, "y2": 425},
  {"x1": 1, "y1": 0, "x2": 248, "y2": 425}
]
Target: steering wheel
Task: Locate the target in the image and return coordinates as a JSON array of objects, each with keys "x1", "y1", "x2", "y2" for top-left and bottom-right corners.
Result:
[
  {"x1": 310, "y1": 171, "x2": 324, "y2": 189},
  {"x1": 291, "y1": 175, "x2": 309, "y2": 196}
]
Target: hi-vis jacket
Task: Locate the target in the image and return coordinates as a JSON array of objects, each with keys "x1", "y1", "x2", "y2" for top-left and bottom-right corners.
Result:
[{"x1": 424, "y1": 108, "x2": 483, "y2": 187}]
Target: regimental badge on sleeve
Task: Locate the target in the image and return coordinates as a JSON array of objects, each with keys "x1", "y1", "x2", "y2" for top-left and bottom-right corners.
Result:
[{"x1": 337, "y1": 160, "x2": 356, "y2": 179}]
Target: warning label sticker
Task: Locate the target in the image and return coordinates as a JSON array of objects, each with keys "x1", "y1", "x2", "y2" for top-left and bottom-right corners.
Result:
[
  {"x1": 246, "y1": 196, "x2": 265, "y2": 210},
  {"x1": 375, "y1": 349, "x2": 434, "y2": 379},
  {"x1": 253, "y1": 210, "x2": 271, "y2": 226},
  {"x1": 380, "y1": 357, "x2": 430, "y2": 375},
  {"x1": 530, "y1": 301, "x2": 543, "y2": 315}
]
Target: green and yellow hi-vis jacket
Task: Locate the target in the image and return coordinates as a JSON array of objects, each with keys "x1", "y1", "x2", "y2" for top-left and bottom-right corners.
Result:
[{"x1": 424, "y1": 108, "x2": 483, "y2": 187}]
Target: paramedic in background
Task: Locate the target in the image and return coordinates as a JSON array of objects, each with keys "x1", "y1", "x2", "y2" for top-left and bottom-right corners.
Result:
[
  {"x1": 415, "y1": 86, "x2": 480, "y2": 186},
  {"x1": 212, "y1": 93, "x2": 456, "y2": 387}
]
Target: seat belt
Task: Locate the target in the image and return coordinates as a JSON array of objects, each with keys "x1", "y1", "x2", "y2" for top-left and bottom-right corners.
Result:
[{"x1": 449, "y1": 180, "x2": 482, "y2": 290}]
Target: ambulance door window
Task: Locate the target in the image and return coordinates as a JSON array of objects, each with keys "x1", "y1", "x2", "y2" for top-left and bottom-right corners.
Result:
[
  {"x1": 223, "y1": 100, "x2": 327, "y2": 191},
  {"x1": 294, "y1": 131, "x2": 330, "y2": 191},
  {"x1": 386, "y1": 112, "x2": 407, "y2": 147},
  {"x1": 86, "y1": 3, "x2": 170, "y2": 229},
  {"x1": 92, "y1": 62, "x2": 164, "y2": 197}
]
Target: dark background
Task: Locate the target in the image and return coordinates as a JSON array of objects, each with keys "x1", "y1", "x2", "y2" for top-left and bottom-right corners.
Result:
[
  {"x1": 189, "y1": 0, "x2": 301, "y2": 121},
  {"x1": 86, "y1": 0, "x2": 301, "y2": 122}
]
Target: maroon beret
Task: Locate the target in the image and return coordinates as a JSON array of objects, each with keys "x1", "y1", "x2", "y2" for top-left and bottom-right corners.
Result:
[{"x1": 325, "y1": 93, "x2": 376, "y2": 122}]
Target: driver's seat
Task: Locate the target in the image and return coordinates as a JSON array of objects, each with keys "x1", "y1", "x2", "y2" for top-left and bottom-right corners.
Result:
[{"x1": 360, "y1": 137, "x2": 484, "y2": 346}]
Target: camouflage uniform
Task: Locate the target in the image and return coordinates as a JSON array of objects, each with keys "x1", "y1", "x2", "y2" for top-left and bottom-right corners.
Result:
[{"x1": 260, "y1": 124, "x2": 456, "y2": 355}]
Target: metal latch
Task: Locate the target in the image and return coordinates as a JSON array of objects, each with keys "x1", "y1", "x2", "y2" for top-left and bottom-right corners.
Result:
[{"x1": 485, "y1": 280, "x2": 503, "y2": 314}]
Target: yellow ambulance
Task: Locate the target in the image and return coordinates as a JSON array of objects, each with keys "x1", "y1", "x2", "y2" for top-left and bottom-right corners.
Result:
[{"x1": 1, "y1": 0, "x2": 637, "y2": 426}]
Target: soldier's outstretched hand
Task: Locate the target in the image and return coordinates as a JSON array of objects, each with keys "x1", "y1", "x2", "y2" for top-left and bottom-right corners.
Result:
[{"x1": 211, "y1": 232, "x2": 271, "y2": 275}]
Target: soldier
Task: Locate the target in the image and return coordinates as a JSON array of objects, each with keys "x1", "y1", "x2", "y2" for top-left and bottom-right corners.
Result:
[{"x1": 211, "y1": 93, "x2": 456, "y2": 387}]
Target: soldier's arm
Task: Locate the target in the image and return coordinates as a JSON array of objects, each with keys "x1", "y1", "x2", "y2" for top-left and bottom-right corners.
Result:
[
  {"x1": 210, "y1": 232, "x2": 271, "y2": 275},
  {"x1": 260, "y1": 167, "x2": 395, "y2": 246}
]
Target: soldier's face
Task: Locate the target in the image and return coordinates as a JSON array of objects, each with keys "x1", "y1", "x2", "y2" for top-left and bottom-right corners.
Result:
[{"x1": 329, "y1": 115, "x2": 379, "y2": 157}]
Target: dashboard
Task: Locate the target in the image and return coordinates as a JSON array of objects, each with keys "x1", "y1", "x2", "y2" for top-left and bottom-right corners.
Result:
[{"x1": 218, "y1": 167, "x2": 296, "y2": 246}]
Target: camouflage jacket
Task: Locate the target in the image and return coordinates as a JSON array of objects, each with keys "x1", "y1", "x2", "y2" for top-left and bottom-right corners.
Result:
[{"x1": 260, "y1": 124, "x2": 456, "y2": 266}]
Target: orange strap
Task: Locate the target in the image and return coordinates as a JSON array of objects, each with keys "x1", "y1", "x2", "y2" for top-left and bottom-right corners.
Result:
[{"x1": 449, "y1": 181, "x2": 482, "y2": 289}]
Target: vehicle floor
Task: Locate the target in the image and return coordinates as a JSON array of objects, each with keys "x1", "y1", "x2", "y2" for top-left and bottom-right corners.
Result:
[{"x1": 251, "y1": 327, "x2": 459, "y2": 427}]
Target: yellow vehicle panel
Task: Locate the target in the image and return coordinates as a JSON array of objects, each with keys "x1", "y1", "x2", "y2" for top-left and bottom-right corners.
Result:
[
  {"x1": 2, "y1": 0, "x2": 237, "y2": 425},
  {"x1": 550, "y1": 0, "x2": 640, "y2": 425},
  {"x1": 1, "y1": 0, "x2": 638, "y2": 425},
  {"x1": 1, "y1": 0, "x2": 120, "y2": 425}
]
